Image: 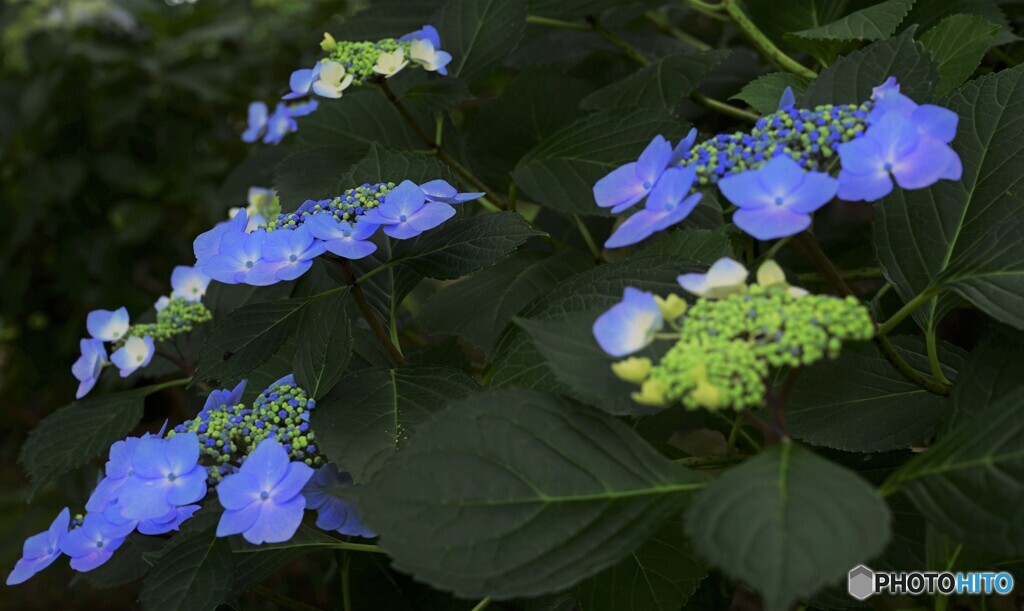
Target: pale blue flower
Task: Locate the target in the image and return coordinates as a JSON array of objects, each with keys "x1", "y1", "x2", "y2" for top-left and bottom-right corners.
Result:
[
  {"x1": 117, "y1": 433, "x2": 207, "y2": 521},
  {"x1": 360, "y1": 180, "x2": 456, "y2": 239},
  {"x1": 72, "y1": 338, "x2": 106, "y2": 399},
  {"x1": 593, "y1": 287, "x2": 664, "y2": 357},
  {"x1": 85, "y1": 436, "x2": 144, "y2": 513},
  {"x1": 137, "y1": 505, "x2": 200, "y2": 536},
  {"x1": 283, "y1": 64, "x2": 321, "y2": 100},
  {"x1": 288, "y1": 99, "x2": 319, "y2": 118},
  {"x1": 204, "y1": 231, "x2": 276, "y2": 286},
  {"x1": 718, "y1": 155, "x2": 837, "y2": 239},
  {"x1": 605, "y1": 166, "x2": 702, "y2": 248},
  {"x1": 110, "y1": 335, "x2": 155, "y2": 377},
  {"x1": 194, "y1": 208, "x2": 249, "y2": 268},
  {"x1": 303, "y1": 465, "x2": 374, "y2": 538},
  {"x1": 593, "y1": 135, "x2": 674, "y2": 213},
  {"x1": 216, "y1": 439, "x2": 313, "y2": 545},
  {"x1": 304, "y1": 214, "x2": 379, "y2": 260},
  {"x1": 86, "y1": 307, "x2": 129, "y2": 342},
  {"x1": 60, "y1": 513, "x2": 128, "y2": 572},
  {"x1": 258, "y1": 225, "x2": 327, "y2": 282},
  {"x1": 170, "y1": 265, "x2": 211, "y2": 302},
  {"x1": 419, "y1": 179, "x2": 485, "y2": 205},
  {"x1": 242, "y1": 102, "x2": 268, "y2": 143},
  {"x1": 6, "y1": 508, "x2": 69, "y2": 585},
  {"x1": 678, "y1": 257, "x2": 749, "y2": 299},
  {"x1": 264, "y1": 104, "x2": 297, "y2": 145}
]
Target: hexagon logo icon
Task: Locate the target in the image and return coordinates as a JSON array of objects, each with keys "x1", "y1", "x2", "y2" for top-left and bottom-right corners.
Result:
[{"x1": 848, "y1": 565, "x2": 875, "y2": 601}]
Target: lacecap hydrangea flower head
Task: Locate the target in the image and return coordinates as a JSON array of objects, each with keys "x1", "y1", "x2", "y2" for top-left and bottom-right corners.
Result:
[
  {"x1": 593, "y1": 258, "x2": 874, "y2": 411},
  {"x1": 593, "y1": 78, "x2": 962, "y2": 248},
  {"x1": 7, "y1": 375, "x2": 373, "y2": 584},
  {"x1": 193, "y1": 179, "x2": 482, "y2": 287}
]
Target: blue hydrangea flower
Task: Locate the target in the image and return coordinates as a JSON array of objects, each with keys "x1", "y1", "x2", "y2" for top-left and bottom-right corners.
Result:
[
  {"x1": 283, "y1": 64, "x2": 321, "y2": 100},
  {"x1": 170, "y1": 266, "x2": 211, "y2": 303},
  {"x1": 312, "y1": 61, "x2": 354, "y2": 99},
  {"x1": 242, "y1": 102, "x2": 268, "y2": 143},
  {"x1": 399, "y1": 25, "x2": 452, "y2": 74},
  {"x1": 216, "y1": 438, "x2": 314, "y2": 545},
  {"x1": 593, "y1": 287, "x2": 664, "y2": 357},
  {"x1": 60, "y1": 512, "x2": 128, "y2": 572},
  {"x1": 264, "y1": 103, "x2": 297, "y2": 145},
  {"x1": 287, "y1": 99, "x2": 319, "y2": 118},
  {"x1": 200, "y1": 379, "x2": 248, "y2": 421},
  {"x1": 400, "y1": 24, "x2": 442, "y2": 47},
  {"x1": 836, "y1": 111, "x2": 961, "y2": 202},
  {"x1": 718, "y1": 155, "x2": 837, "y2": 240},
  {"x1": 419, "y1": 179, "x2": 485, "y2": 205},
  {"x1": 110, "y1": 335, "x2": 155, "y2": 377},
  {"x1": 87, "y1": 307, "x2": 129, "y2": 342},
  {"x1": 204, "y1": 231, "x2": 275, "y2": 286},
  {"x1": 669, "y1": 128, "x2": 698, "y2": 165},
  {"x1": 304, "y1": 214, "x2": 379, "y2": 260},
  {"x1": 137, "y1": 505, "x2": 200, "y2": 536},
  {"x1": 259, "y1": 225, "x2": 327, "y2": 282},
  {"x1": 118, "y1": 433, "x2": 207, "y2": 521},
  {"x1": 678, "y1": 257, "x2": 749, "y2": 299},
  {"x1": 6, "y1": 508, "x2": 69, "y2": 585},
  {"x1": 72, "y1": 338, "x2": 107, "y2": 399},
  {"x1": 593, "y1": 135, "x2": 674, "y2": 213},
  {"x1": 360, "y1": 180, "x2": 456, "y2": 239},
  {"x1": 303, "y1": 465, "x2": 374, "y2": 538},
  {"x1": 86, "y1": 436, "x2": 144, "y2": 513},
  {"x1": 605, "y1": 166, "x2": 702, "y2": 248},
  {"x1": 194, "y1": 209, "x2": 249, "y2": 269}
]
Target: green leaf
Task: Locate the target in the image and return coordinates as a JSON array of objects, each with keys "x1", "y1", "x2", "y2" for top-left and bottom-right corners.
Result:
[
  {"x1": 575, "y1": 517, "x2": 707, "y2": 611},
  {"x1": 395, "y1": 75, "x2": 473, "y2": 115},
  {"x1": 330, "y1": 0, "x2": 445, "y2": 40},
  {"x1": 792, "y1": 0, "x2": 914, "y2": 41},
  {"x1": 787, "y1": 336, "x2": 964, "y2": 452},
  {"x1": 730, "y1": 72, "x2": 811, "y2": 115},
  {"x1": 314, "y1": 366, "x2": 479, "y2": 482},
  {"x1": 874, "y1": 64, "x2": 1024, "y2": 331},
  {"x1": 516, "y1": 310, "x2": 660, "y2": 417},
  {"x1": 346, "y1": 143, "x2": 457, "y2": 187},
  {"x1": 360, "y1": 389, "x2": 706, "y2": 599},
  {"x1": 436, "y1": 0, "x2": 527, "y2": 83},
  {"x1": 293, "y1": 289, "x2": 353, "y2": 399},
  {"x1": 19, "y1": 386, "x2": 153, "y2": 496},
  {"x1": 803, "y1": 27, "x2": 938, "y2": 106},
  {"x1": 581, "y1": 51, "x2": 730, "y2": 111},
  {"x1": 418, "y1": 250, "x2": 593, "y2": 356},
  {"x1": 466, "y1": 68, "x2": 594, "y2": 188},
  {"x1": 743, "y1": 0, "x2": 848, "y2": 47},
  {"x1": 943, "y1": 327, "x2": 1024, "y2": 432},
  {"x1": 84, "y1": 534, "x2": 165, "y2": 589},
  {"x1": 899, "y1": 0, "x2": 1019, "y2": 47},
  {"x1": 686, "y1": 443, "x2": 892, "y2": 611},
  {"x1": 229, "y1": 524, "x2": 343, "y2": 597},
  {"x1": 139, "y1": 526, "x2": 235, "y2": 611},
  {"x1": 526, "y1": 0, "x2": 631, "y2": 18},
  {"x1": 882, "y1": 388, "x2": 1024, "y2": 557},
  {"x1": 196, "y1": 294, "x2": 333, "y2": 384},
  {"x1": 274, "y1": 146, "x2": 367, "y2": 210},
  {"x1": 512, "y1": 109, "x2": 690, "y2": 216},
  {"x1": 389, "y1": 211, "x2": 540, "y2": 279},
  {"x1": 920, "y1": 14, "x2": 1000, "y2": 96}
]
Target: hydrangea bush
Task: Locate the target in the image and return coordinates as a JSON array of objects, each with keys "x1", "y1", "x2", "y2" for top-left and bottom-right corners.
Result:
[{"x1": 10, "y1": 1, "x2": 1024, "y2": 609}]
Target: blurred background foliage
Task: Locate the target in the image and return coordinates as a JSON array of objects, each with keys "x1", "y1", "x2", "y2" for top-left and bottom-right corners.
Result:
[{"x1": 0, "y1": 0, "x2": 340, "y2": 607}]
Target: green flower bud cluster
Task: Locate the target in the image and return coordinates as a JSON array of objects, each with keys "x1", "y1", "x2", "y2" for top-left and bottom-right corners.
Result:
[
  {"x1": 120, "y1": 298, "x2": 212, "y2": 345},
  {"x1": 263, "y1": 182, "x2": 395, "y2": 231},
  {"x1": 168, "y1": 378, "x2": 322, "y2": 483},
  {"x1": 326, "y1": 39, "x2": 409, "y2": 84},
  {"x1": 679, "y1": 102, "x2": 872, "y2": 187},
  {"x1": 648, "y1": 286, "x2": 874, "y2": 411}
]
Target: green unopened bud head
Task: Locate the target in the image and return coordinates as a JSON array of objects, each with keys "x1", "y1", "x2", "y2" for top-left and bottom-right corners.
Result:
[
  {"x1": 655, "y1": 294, "x2": 688, "y2": 321},
  {"x1": 631, "y1": 378, "x2": 668, "y2": 407},
  {"x1": 321, "y1": 32, "x2": 338, "y2": 51},
  {"x1": 612, "y1": 357, "x2": 652, "y2": 385}
]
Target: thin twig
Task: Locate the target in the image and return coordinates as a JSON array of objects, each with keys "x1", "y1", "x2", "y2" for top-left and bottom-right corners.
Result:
[
  {"x1": 333, "y1": 258, "x2": 407, "y2": 366},
  {"x1": 721, "y1": 0, "x2": 817, "y2": 78}
]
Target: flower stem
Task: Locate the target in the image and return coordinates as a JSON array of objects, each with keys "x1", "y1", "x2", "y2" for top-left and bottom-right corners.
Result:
[
  {"x1": 877, "y1": 287, "x2": 939, "y2": 336},
  {"x1": 573, "y1": 213, "x2": 602, "y2": 262},
  {"x1": 471, "y1": 597, "x2": 493, "y2": 611},
  {"x1": 875, "y1": 335, "x2": 952, "y2": 396},
  {"x1": 691, "y1": 91, "x2": 759, "y2": 122},
  {"x1": 926, "y1": 326, "x2": 953, "y2": 387},
  {"x1": 721, "y1": 0, "x2": 817, "y2": 79},
  {"x1": 644, "y1": 10, "x2": 711, "y2": 51},
  {"x1": 791, "y1": 232, "x2": 854, "y2": 297},
  {"x1": 341, "y1": 552, "x2": 352, "y2": 611},
  {"x1": 378, "y1": 79, "x2": 505, "y2": 209},
  {"x1": 328, "y1": 541, "x2": 387, "y2": 554},
  {"x1": 334, "y1": 258, "x2": 407, "y2": 366},
  {"x1": 525, "y1": 15, "x2": 591, "y2": 30}
]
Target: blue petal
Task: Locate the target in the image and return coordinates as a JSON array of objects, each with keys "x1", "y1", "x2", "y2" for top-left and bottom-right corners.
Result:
[
  {"x1": 408, "y1": 202, "x2": 456, "y2": 232},
  {"x1": 891, "y1": 138, "x2": 961, "y2": 190},
  {"x1": 592, "y1": 288, "x2": 662, "y2": 357},
  {"x1": 217, "y1": 502, "x2": 261, "y2": 538},
  {"x1": 718, "y1": 169, "x2": 772, "y2": 210},
  {"x1": 271, "y1": 462, "x2": 314, "y2": 503},
  {"x1": 755, "y1": 155, "x2": 805, "y2": 198},
  {"x1": 217, "y1": 471, "x2": 261, "y2": 511},
  {"x1": 777, "y1": 86, "x2": 795, "y2": 110},
  {"x1": 669, "y1": 128, "x2": 698, "y2": 165},
  {"x1": 164, "y1": 432, "x2": 200, "y2": 478},
  {"x1": 836, "y1": 168, "x2": 893, "y2": 202},
  {"x1": 734, "y1": 207, "x2": 811, "y2": 240},
  {"x1": 241, "y1": 439, "x2": 290, "y2": 492},
  {"x1": 383, "y1": 222, "x2": 424, "y2": 240},
  {"x1": 323, "y1": 237, "x2": 378, "y2": 260},
  {"x1": 634, "y1": 135, "x2": 673, "y2": 186},
  {"x1": 381, "y1": 181, "x2": 426, "y2": 218},
  {"x1": 911, "y1": 104, "x2": 958, "y2": 144},
  {"x1": 784, "y1": 171, "x2": 837, "y2": 214},
  {"x1": 593, "y1": 162, "x2": 647, "y2": 211},
  {"x1": 286, "y1": 68, "x2": 315, "y2": 98},
  {"x1": 87, "y1": 307, "x2": 129, "y2": 342},
  {"x1": 166, "y1": 468, "x2": 207, "y2": 506},
  {"x1": 605, "y1": 209, "x2": 670, "y2": 248},
  {"x1": 241, "y1": 495, "x2": 305, "y2": 545}
]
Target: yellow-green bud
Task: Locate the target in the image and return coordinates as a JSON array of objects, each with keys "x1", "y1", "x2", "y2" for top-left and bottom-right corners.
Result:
[
  {"x1": 691, "y1": 381, "x2": 723, "y2": 410},
  {"x1": 655, "y1": 294, "x2": 688, "y2": 321},
  {"x1": 321, "y1": 32, "x2": 338, "y2": 52},
  {"x1": 612, "y1": 357, "x2": 652, "y2": 385},
  {"x1": 756, "y1": 260, "x2": 787, "y2": 289},
  {"x1": 631, "y1": 378, "x2": 668, "y2": 407}
]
